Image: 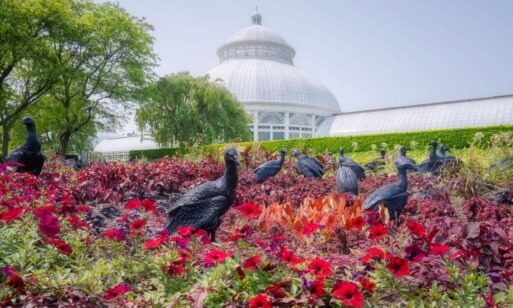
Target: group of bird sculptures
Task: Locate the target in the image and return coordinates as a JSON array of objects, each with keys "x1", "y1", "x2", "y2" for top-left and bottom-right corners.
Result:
[{"x1": 2, "y1": 117, "x2": 469, "y2": 240}]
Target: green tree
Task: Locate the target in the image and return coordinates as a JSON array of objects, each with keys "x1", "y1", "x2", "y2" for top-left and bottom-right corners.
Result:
[{"x1": 137, "y1": 72, "x2": 252, "y2": 147}]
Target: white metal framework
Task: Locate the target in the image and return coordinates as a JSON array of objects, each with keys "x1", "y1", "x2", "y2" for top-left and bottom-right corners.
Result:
[{"x1": 207, "y1": 9, "x2": 341, "y2": 141}]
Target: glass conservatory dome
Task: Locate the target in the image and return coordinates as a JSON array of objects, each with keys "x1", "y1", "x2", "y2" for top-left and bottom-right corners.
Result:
[{"x1": 207, "y1": 9, "x2": 340, "y2": 141}]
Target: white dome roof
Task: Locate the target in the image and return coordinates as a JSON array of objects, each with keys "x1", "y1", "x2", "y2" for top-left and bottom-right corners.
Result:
[
  {"x1": 207, "y1": 59, "x2": 340, "y2": 113},
  {"x1": 208, "y1": 9, "x2": 340, "y2": 114}
]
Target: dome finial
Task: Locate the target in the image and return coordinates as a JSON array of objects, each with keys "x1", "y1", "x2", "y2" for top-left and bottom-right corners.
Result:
[{"x1": 251, "y1": 6, "x2": 262, "y2": 25}]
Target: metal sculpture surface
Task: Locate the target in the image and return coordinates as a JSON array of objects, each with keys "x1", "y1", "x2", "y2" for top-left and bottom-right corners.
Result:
[
  {"x1": 338, "y1": 147, "x2": 365, "y2": 179},
  {"x1": 6, "y1": 117, "x2": 45, "y2": 176},
  {"x1": 363, "y1": 162, "x2": 418, "y2": 220},
  {"x1": 292, "y1": 150, "x2": 324, "y2": 178},
  {"x1": 365, "y1": 149, "x2": 387, "y2": 171},
  {"x1": 253, "y1": 148, "x2": 287, "y2": 183},
  {"x1": 418, "y1": 141, "x2": 444, "y2": 175},
  {"x1": 163, "y1": 148, "x2": 239, "y2": 242}
]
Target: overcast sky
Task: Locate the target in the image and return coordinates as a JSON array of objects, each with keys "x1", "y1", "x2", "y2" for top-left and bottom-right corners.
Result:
[{"x1": 101, "y1": 0, "x2": 513, "y2": 132}]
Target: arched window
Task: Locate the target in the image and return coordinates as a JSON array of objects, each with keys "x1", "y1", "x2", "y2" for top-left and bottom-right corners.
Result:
[
  {"x1": 257, "y1": 112, "x2": 285, "y2": 141},
  {"x1": 259, "y1": 112, "x2": 284, "y2": 124},
  {"x1": 289, "y1": 113, "x2": 313, "y2": 139},
  {"x1": 289, "y1": 113, "x2": 312, "y2": 126}
]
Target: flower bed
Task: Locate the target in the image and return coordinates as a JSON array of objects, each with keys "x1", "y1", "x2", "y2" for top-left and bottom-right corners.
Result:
[{"x1": 1, "y1": 152, "x2": 513, "y2": 306}]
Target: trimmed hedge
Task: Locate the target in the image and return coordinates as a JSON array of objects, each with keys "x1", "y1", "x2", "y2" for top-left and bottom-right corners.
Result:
[{"x1": 129, "y1": 125, "x2": 513, "y2": 160}]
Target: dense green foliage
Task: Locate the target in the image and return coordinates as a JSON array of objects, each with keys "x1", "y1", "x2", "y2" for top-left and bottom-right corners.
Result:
[
  {"x1": 136, "y1": 72, "x2": 252, "y2": 148},
  {"x1": 0, "y1": 0, "x2": 156, "y2": 157},
  {"x1": 129, "y1": 124, "x2": 513, "y2": 160}
]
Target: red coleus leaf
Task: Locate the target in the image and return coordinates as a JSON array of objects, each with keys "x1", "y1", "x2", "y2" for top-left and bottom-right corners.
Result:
[
  {"x1": 2, "y1": 266, "x2": 25, "y2": 292},
  {"x1": 103, "y1": 228, "x2": 125, "y2": 241},
  {"x1": 279, "y1": 246, "x2": 303, "y2": 266},
  {"x1": 34, "y1": 205, "x2": 56, "y2": 218},
  {"x1": 38, "y1": 214, "x2": 60, "y2": 237},
  {"x1": 406, "y1": 220, "x2": 427, "y2": 238},
  {"x1": 0, "y1": 207, "x2": 24, "y2": 222},
  {"x1": 234, "y1": 202, "x2": 261, "y2": 219},
  {"x1": 248, "y1": 294, "x2": 271, "y2": 308},
  {"x1": 368, "y1": 224, "x2": 388, "y2": 240},
  {"x1": 124, "y1": 199, "x2": 142, "y2": 210},
  {"x1": 243, "y1": 255, "x2": 262, "y2": 271},
  {"x1": 331, "y1": 281, "x2": 364, "y2": 308},
  {"x1": 103, "y1": 283, "x2": 132, "y2": 302},
  {"x1": 307, "y1": 258, "x2": 332, "y2": 277},
  {"x1": 358, "y1": 277, "x2": 376, "y2": 292},
  {"x1": 361, "y1": 247, "x2": 385, "y2": 263},
  {"x1": 430, "y1": 244, "x2": 450, "y2": 255},
  {"x1": 142, "y1": 199, "x2": 156, "y2": 212},
  {"x1": 309, "y1": 278, "x2": 326, "y2": 298},
  {"x1": 144, "y1": 237, "x2": 166, "y2": 250},
  {"x1": 302, "y1": 223, "x2": 321, "y2": 235},
  {"x1": 47, "y1": 238, "x2": 73, "y2": 255},
  {"x1": 163, "y1": 263, "x2": 185, "y2": 276},
  {"x1": 386, "y1": 256, "x2": 410, "y2": 277},
  {"x1": 404, "y1": 244, "x2": 426, "y2": 262},
  {"x1": 130, "y1": 219, "x2": 147, "y2": 231}
]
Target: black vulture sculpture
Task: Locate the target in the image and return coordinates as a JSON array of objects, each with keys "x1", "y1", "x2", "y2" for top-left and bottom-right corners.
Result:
[
  {"x1": 339, "y1": 147, "x2": 365, "y2": 180},
  {"x1": 163, "y1": 148, "x2": 239, "y2": 242},
  {"x1": 6, "y1": 117, "x2": 45, "y2": 176},
  {"x1": 365, "y1": 149, "x2": 387, "y2": 171},
  {"x1": 394, "y1": 146, "x2": 416, "y2": 167},
  {"x1": 363, "y1": 162, "x2": 418, "y2": 220},
  {"x1": 336, "y1": 162, "x2": 358, "y2": 195},
  {"x1": 418, "y1": 141, "x2": 444, "y2": 175},
  {"x1": 292, "y1": 150, "x2": 324, "y2": 178},
  {"x1": 253, "y1": 148, "x2": 287, "y2": 183},
  {"x1": 439, "y1": 145, "x2": 455, "y2": 163}
]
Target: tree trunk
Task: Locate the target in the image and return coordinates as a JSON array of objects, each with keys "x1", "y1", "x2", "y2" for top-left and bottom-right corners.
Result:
[
  {"x1": 59, "y1": 132, "x2": 71, "y2": 156},
  {"x1": 1, "y1": 123, "x2": 10, "y2": 161}
]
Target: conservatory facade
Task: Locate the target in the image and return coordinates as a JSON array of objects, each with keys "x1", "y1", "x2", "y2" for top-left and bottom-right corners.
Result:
[{"x1": 207, "y1": 9, "x2": 341, "y2": 141}]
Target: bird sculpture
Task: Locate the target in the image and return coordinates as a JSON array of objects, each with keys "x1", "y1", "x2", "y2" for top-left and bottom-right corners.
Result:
[
  {"x1": 6, "y1": 117, "x2": 45, "y2": 176},
  {"x1": 394, "y1": 146, "x2": 416, "y2": 167},
  {"x1": 418, "y1": 141, "x2": 444, "y2": 175},
  {"x1": 336, "y1": 160, "x2": 358, "y2": 195},
  {"x1": 362, "y1": 162, "x2": 418, "y2": 220},
  {"x1": 292, "y1": 150, "x2": 324, "y2": 178},
  {"x1": 439, "y1": 145, "x2": 455, "y2": 163},
  {"x1": 365, "y1": 149, "x2": 387, "y2": 171},
  {"x1": 339, "y1": 147, "x2": 366, "y2": 179},
  {"x1": 253, "y1": 148, "x2": 287, "y2": 183},
  {"x1": 163, "y1": 148, "x2": 239, "y2": 242}
]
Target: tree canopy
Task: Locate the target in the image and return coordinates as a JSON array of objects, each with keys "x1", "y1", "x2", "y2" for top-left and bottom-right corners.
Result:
[{"x1": 137, "y1": 73, "x2": 252, "y2": 147}]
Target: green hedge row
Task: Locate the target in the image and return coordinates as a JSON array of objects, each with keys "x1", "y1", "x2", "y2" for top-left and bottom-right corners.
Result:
[{"x1": 129, "y1": 125, "x2": 513, "y2": 160}]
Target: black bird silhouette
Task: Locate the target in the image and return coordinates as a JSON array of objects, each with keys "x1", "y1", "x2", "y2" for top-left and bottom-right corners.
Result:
[
  {"x1": 339, "y1": 147, "x2": 365, "y2": 179},
  {"x1": 336, "y1": 160, "x2": 358, "y2": 195},
  {"x1": 292, "y1": 150, "x2": 324, "y2": 178},
  {"x1": 365, "y1": 149, "x2": 387, "y2": 171},
  {"x1": 418, "y1": 141, "x2": 444, "y2": 175},
  {"x1": 6, "y1": 117, "x2": 45, "y2": 176},
  {"x1": 253, "y1": 148, "x2": 287, "y2": 183},
  {"x1": 163, "y1": 148, "x2": 239, "y2": 242},
  {"x1": 363, "y1": 162, "x2": 418, "y2": 220},
  {"x1": 394, "y1": 146, "x2": 416, "y2": 167},
  {"x1": 439, "y1": 145, "x2": 455, "y2": 163}
]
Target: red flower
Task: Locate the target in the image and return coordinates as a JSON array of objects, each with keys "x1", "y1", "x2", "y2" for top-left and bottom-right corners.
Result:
[
  {"x1": 144, "y1": 237, "x2": 166, "y2": 249},
  {"x1": 103, "y1": 228, "x2": 125, "y2": 241},
  {"x1": 386, "y1": 256, "x2": 410, "y2": 277},
  {"x1": 34, "y1": 205, "x2": 56, "y2": 218},
  {"x1": 430, "y1": 244, "x2": 449, "y2": 255},
  {"x1": 53, "y1": 239, "x2": 73, "y2": 255},
  {"x1": 2, "y1": 267, "x2": 25, "y2": 292},
  {"x1": 358, "y1": 278, "x2": 376, "y2": 292},
  {"x1": 130, "y1": 219, "x2": 147, "y2": 231},
  {"x1": 234, "y1": 202, "x2": 261, "y2": 219},
  {"x1": 307, "y1": 258, "x2": 332, "y2": 277},
  {"x1": 361, "y1": 247, "x2": 385, "y2": 263},
  {"x1": 103, "y1": 283, "x2": 132, "y2": 302},
  {"x1": 249, "y1": 294, "x2": 271, "y2": 308},
  {"x1": 302, "y1": 223, "x2": 321, "y2": 235},
  {"x1": 0, "y1": 207, "x2": 23, "y2": 222},
  {"x1": 163, "y1": 263, "x2": 185, "y2": 276},
  {"x1": 75, "y1": 205, "x2": 93, "y2": 213},
  {"x1": 309, "y1": 279, "x2": 326, "y2": 298},
  {"x1": 404, "y1": 244, "x2": 426, "y2": 262},
  {"x1": 177, "y1": 226, "x2": 195, "y2": 237},
  {"x1": 117, "y1": 214, "x2": 130, "y2": 223},
  {"x1": 68, "y1": 215, "x2": 90, "y2": 230},
  {"x1": 124, "y1": 199, "x2": 141, "y2": 210},
  {"x1": 243, "y1": 256, "x2": 262, "y2": 271},
  {"x1": 142, "y1": 199, "x2": 156, "y2": 212},
  {"x1": 331, "y1": 281, "x2": 364, "y2": 308},
  {"x1": 194, "y1": 229, "x2": 211, "y2": 244},
  {"x1": 347, "y1": 216, "x2": 366, "y2": 229},
  {"x1": 204, "y1": 249, "x2": 230, "y2": 264},
  {"x1": 279, "y1": 246, "x2": 303, "y2": 266},
  {"x1": 368, "y1": 224, "x2": 388, "y2": 240},
  {"x1": 406, "y1": 220, "x2": 426, "y2": 238},
  {"x1": 38, "y1": 214, "x2": 60, "y2": 237}
]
